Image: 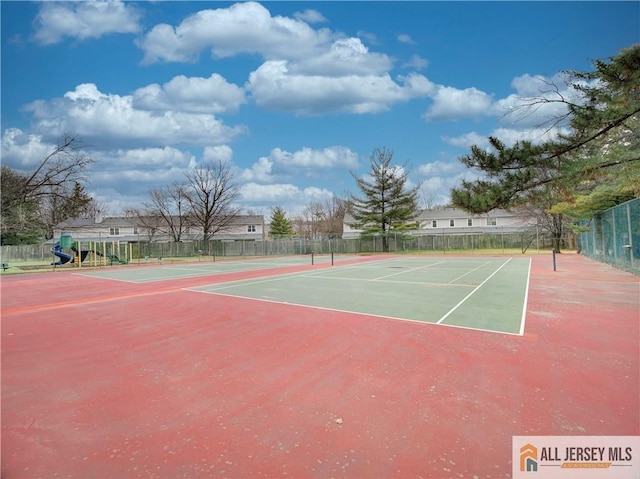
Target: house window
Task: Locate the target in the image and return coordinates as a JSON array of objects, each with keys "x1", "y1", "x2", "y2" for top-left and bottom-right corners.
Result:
[
  {"x1": 109, "y1": 227, "x2": 120, "y2": 236},
  {"x1": 247, "y1": 225, "x2": 256, "y2": 233},
  {"x1": 467, "y1": 219, "x2": 473, "y2": 227},
  {"x1": 450, "y1": 219, "x2": 455, "y2": 227},
  {"x1": 486, "y1": 217, "x2": 497, "y2": 226},
  {"x1": 432, "y1": 220, "x2": 437, "y2": 228},
  {"x1": 133, "y1": 227, "x2": 139, "y2": 235}
]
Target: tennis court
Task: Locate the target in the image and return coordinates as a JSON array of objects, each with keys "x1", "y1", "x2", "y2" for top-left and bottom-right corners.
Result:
[
  {"x1": 188, "y1": 256, "x2": 530, "y2": 335},
  {"x1": 1, "y1": 253, "x2": 638, "y2": 479},
  {"x1": 76, "y1": 255, "x2": 530, "y2": 334}
]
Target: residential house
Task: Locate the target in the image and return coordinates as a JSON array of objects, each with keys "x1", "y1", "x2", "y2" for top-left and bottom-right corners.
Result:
[
  {"x1": 53, "y1": 214, "x2": 266, "y2": 243},
  {"x1": 342, "y1": 207, "x2": 535, "y2": 239}
]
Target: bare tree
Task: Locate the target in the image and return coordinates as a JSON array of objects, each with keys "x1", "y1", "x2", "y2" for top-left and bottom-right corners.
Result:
[
  {"x1": 1, "y1": 135, "x2": 95, "y2": 243},
  {"x1": 79, "y1": 199, "x2": 109, "y2": 221},
  {"x1": 22, "y1": 135, "x2": 94, "y2": 203},
  {"x1": 146, "y1": 182, "x2": 191, "y2": 242},
  {"x1": 301, "y1": 196, "x2": 348, "y2": 238},
  {"x1": 184, "y1": 160, "x2": 241, "y2": 244},
  {"x1": 123, "y1": 207, "x2": 164, "y2": 242},
  {"x1": 419, "y1": 186, "x2": 438, "y2": 210}
]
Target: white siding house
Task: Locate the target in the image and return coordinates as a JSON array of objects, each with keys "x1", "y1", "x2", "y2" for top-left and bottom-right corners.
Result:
[
  {"x1": 342, "y1": 207, "x2": 535, "y2": 239},
  {"x1": 53, "y1": 215, "x2": 266, "y2": 243}
]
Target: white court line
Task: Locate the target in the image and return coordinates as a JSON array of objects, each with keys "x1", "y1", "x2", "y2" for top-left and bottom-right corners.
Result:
[
  {"x1": 71, "y1": 272, "x2": 140, "y2": 283},
  {"x1": 436, "y1": 257, "x2": 512, "y2": 324},
  {"x1": 302, "y1": 274, "x2": 474, "y2": 288},
  {"x1": 193, "y1": 257, "x2": 435, "y2": 291},
  {"x1": 519, "y1": 258, "x2": 532, "y2": 336},
  {"x1": 301, "y1": 257, "x2": 416, "y2": 277},
  {"x1": 372, "y1": 260, "x2": 447, "y2": 281},
  {"x1": 193, "y1": 269, "x2": 314, "y2": 291},
  {"x1": 186, "y1": 288, "x2": 523, "y2": 336},
  {"x1": 74, "y1": 259, "x2": 309, "y2": 283},
  {"x1": 447, "y1": 261, "x2": 491, "y2": 284}
]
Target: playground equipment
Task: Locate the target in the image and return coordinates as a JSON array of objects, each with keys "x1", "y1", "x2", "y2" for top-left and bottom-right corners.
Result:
[
  {"x1": 51, "y1": 241, "x2": 73, "y2": 265},
  {"x1": 51, "y1": 234, "x2": 133, "y2": 267}
]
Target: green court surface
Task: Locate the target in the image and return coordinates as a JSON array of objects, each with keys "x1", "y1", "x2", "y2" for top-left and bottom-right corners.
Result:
[
  {"x1": 189, "y1": 256, "x2": 531, "y2": 335},
  {"x1": 75, "y1": 254, "x2": 348, "y2": 283}
]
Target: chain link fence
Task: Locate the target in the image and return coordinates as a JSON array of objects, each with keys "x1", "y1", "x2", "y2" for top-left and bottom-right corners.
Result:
[
  {"x1": 577, "y1": 198, "x2": 639, "y2": 275},
  {"x1": 1, "y1": 230, "x2": 555, "y2": 264}
]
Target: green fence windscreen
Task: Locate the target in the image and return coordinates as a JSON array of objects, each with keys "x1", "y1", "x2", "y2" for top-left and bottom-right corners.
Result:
[{"x1": 578, "y1": 198, "x2": 639, "y2": 275}]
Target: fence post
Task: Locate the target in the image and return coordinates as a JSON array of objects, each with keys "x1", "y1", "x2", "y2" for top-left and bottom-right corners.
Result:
[
  {"x1": 626, "y1": 202, "x2": 634, "y2": 270},
  {"x1": 612, "y1": 207, "x2": 618, "y2": 261}
]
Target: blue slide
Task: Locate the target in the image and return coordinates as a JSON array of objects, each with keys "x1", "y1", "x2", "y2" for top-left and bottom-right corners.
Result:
[{"x1": 51, "y1": 241, "x2": 73, "y2": 265}]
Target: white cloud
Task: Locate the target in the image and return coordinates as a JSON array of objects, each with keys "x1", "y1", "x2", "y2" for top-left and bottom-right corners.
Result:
[
  {"x1": 423, "y1": 85, "x2": 493, "y2": 121},
  {"x1": 443, "y1": 125, "x2": 571, "y2": 151},
  {"x1": 402, "y1": 54, "x2": 429, "y2": 70},
  {"x1": 397, "y1": 34, "x2": 416, "y2": 45},
  {"x1": 510, "y1": 73, "x2": 570, "y2": 97},
  {"x1": 418, "y1": 160, "x2": 462, "y2": 176},
  {"x1": 202, "y1": 145, "x2": 234, "y2": 164},
  {"x1": 32, "y1": 0, "x2": 141, "y2": 45},
  {"x1": 0, "y1": 128, "x2": 55, "y2": 170},
  {"x1": 490, "y1": 127, "x2": 571, "y2": 146},
  {"x1": 247, "y1": 62, "x2": 434, "y2": 114},
  {"x1": 239, "y1": 157, "x2": 276, "y2": 183},
  {"x1": 437, "y1": 71, "x2": 581, "y2": 152},
  {"x1": 442, "y1": 132, "x2": 489, "y2": 149},
  {"x1": 87, "y1": 147, "x2": 195, "y2": 198},
  {"x1": 241, "y1": 182, "x2": 334, "y2": 214},
  {"x1": 290, "y1": 37, "x2": 393, "y2": 76},
  {"x1": 136, "y1": 1, "x2": 334, "y2": 64},
  {"x1": 294, "y1": 9, "x2": 327, "y2": 23},
  {"x1": 492, "y1": 73, "x2": 577, "y2": 128},
  {"x1": 357, "y1": 31, "x2": 378, "y2": 45},
  {"x1": 132, "y1": 74, "x2": 246, "y2": 114},
  {"x1": 24, "y1": 83, "x2": 246, "y2": 148},
  {"x1": 239, "y1": 146, "x2": 358, "y2": 183},
  {"x1": 0, "y1": 130, "x2": 195, "y2": 209},
  {"x1": 242, "y1": 183, "x2": 301, "y2": 202},
  {"x1": 136, "y1": 3, "x2": 436, "y2": 117},
  {"x1": 270, "y1": 146, "x2": 359, "y2": 169},
  {"x1": 109, "y1": 146, "x2": 195, "y2": 170},
  {"x1": 419, "y1": 170, "x2": 484, "y2": 206}
]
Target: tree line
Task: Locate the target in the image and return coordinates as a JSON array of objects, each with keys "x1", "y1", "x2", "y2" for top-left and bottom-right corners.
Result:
[{"x1": 2, "y1": 46, "x2": 637, "y2": 250}]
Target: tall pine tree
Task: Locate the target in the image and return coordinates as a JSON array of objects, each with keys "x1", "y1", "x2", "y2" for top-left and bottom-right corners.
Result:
[
  {"x1": 451, "y1": 45, "x2": 640, "y2": 216},
  {"x1": 450, "y1": 46, "x2": 640, "y2": 251},
  {"x1": 349, "y1": 148, "x2": 419, "y2": 252}
]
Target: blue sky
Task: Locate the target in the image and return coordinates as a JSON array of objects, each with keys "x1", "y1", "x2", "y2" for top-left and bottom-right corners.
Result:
[{"x1": 2, "y1": 1, "x2": 638, "y2": 217}]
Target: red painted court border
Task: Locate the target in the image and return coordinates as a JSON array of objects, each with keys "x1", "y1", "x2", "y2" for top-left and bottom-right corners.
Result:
[{"x1": 1, "y1": 254, "x2": 638, "y2": 478}]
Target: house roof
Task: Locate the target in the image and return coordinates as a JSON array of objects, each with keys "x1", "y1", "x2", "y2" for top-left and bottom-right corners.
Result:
[
  {"x1": 55, "y1": 214, "x2": 264, "y2": 229},
  {"x1": 344, "y1": 207, "x2": 520, "y2": 223},
  {"x1": 56, "y1": 217, "x2": 98, "y2": 228}
]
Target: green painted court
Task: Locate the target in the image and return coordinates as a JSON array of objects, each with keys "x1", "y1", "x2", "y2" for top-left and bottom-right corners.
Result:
[{"x1": 78, "y1": 255, "x2": 531, "y2": 335}]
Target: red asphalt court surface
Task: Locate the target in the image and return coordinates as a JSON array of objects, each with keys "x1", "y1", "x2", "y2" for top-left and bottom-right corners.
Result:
[{"x1": 1, "y1": 254, "x2": 638, "y2": 479}]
